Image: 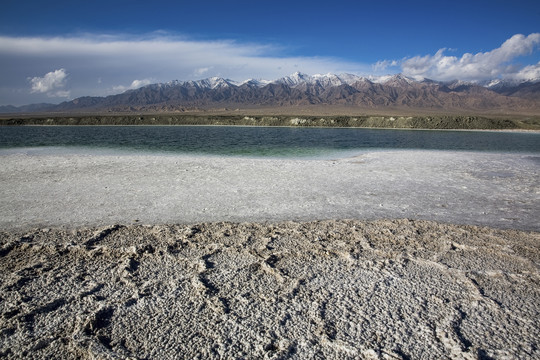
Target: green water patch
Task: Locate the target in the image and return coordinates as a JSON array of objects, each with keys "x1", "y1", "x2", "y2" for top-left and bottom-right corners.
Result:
[{"x1": 1, "y1": 125, "x2": 539, "y2": 158}]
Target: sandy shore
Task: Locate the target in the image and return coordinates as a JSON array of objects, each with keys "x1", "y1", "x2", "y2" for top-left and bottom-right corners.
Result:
[{"x1": 0, "y1": 150, "x2": 539, "y2": 358}]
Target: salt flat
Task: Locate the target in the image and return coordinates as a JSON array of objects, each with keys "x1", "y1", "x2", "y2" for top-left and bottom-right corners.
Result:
[
  {"x1": 1, "y1": 150, "x2": 539, "y2": 359},
  {"x1": 0, "y1": 150, "x2": 538, "y2": 231}
]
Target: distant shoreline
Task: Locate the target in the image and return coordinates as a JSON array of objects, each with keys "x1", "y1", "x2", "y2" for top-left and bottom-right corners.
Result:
[{"x1": 1, "y1": 114, "x2": 540, "y2": 130}]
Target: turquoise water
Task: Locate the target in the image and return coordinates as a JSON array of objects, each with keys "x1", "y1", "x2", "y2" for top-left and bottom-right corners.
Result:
[{"x1": 0, "y1": 125, "x2": 539, "y2": 158}]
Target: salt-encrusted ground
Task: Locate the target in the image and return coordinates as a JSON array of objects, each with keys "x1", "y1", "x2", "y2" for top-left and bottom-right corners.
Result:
[
  {"x1": 0, "y1": 150, "x2": 539, "y2": 358},
  {"x1": 0, "y1": 150, "x2": 538, "y2": 231},
  {"x1": 1, "y1": 219, "x2": 539, "y2": 359}
]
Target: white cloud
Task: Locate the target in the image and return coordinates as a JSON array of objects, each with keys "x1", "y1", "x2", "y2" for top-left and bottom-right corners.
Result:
[
  {"x1": 400, "y1": 33, "x2": 540, "y2": 81},
  {"x1": 372, "y1": 59, "x2": 398, "y2": 72},
  {"x1": 28, "y1": 68, "x2": 70, "y2": 97},
  {"x1": 194, "y1": 67, "x2": 212, "y2": 76},
  {"x1": 112, "y1": 79, "x2": 153, "y2": 93},
  {"x1": 509, "y1": 61, "x2": 540, "y2": 81}
]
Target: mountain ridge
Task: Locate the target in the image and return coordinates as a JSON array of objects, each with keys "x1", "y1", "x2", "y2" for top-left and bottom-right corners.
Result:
[{"x1": 2, "y1": 72, "x2": 539, "y2": 114}]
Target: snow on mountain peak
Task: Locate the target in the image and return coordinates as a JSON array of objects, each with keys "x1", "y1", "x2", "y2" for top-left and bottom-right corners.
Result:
[
  {"x1": 312, "y1": 73, "x2": 345, "y2": 87},
  {"x1": 148, "y1": 72, "x2": 540, "y2": 94},
  {"x1": 192, "y1": 77, "x2": 238, "y2": 89},
  {"x1": 276, "y1": 72, "x2": 313, "y2": 87},
  {"x1": 485, "y1": 79, "x2": 502, "y2": 88},
  {"x1": 240, "y1": 78, "x2": 271, "y2": 87},
  {"x1": 337, "y1": 73, "x2": 366, "y2": 85},
  {"x1": 377, "y1": 74, "x2": 417, "y2": 85},
  {"x1": 276, "y1": 72, "x2": 366, "y2": 88}
]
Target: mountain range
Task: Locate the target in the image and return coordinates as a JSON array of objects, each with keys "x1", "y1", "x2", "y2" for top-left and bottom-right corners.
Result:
[{"x1": 2, "y1": 72, "x2": 540, "y2": 114}]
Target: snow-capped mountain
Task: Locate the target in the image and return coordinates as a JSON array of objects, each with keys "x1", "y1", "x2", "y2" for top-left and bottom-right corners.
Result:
[
  {"x1": 197, "y1": 77, "x2": 238, "y2": 89},
  {"x1": 2, "y1": 72, "x2": 539, "y2": 114},
  {"x1": 377, "y1": 74, "x2": 419, "y2": 86},
  {"x1": 480, "y1": 78, "x2": 531, "y2": 89},
  {"x1": 141, "y1": 72, "x2": 540, "y2": 93},
  {"x1": 275, "y1": 72, "x2": 315, "y2": 87},
  {"x1": 239, "y1": 78, "x2": 272, "y2": 88},
  {"x1": 275, "y1": 72, "x2": 369, "y2": 88}
]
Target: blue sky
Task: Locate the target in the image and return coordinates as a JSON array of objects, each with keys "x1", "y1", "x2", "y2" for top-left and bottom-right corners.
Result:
[{"x1": 1, "y1": 0, "x2": 539, "y2": 105}]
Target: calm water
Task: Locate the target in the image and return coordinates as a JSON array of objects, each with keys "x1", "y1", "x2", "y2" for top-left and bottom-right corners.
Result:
[{"x1": 0, "y1": 125, "x2": 539, "y2": 158}]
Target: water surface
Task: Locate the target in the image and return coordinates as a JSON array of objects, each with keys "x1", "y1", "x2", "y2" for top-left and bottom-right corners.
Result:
[{"x1": 0, "y1": 126, "x2": 538, "y2": 158}]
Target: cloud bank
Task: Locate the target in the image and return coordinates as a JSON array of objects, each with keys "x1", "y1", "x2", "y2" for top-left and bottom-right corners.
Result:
[{"x1": 399, "y1": 33, "x2": 540, "y2": 81}]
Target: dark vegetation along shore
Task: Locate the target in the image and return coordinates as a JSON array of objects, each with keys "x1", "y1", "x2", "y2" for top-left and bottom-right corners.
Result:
[{"x1": 1, "y1": 114, "x2": 540, "y2": 130}]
